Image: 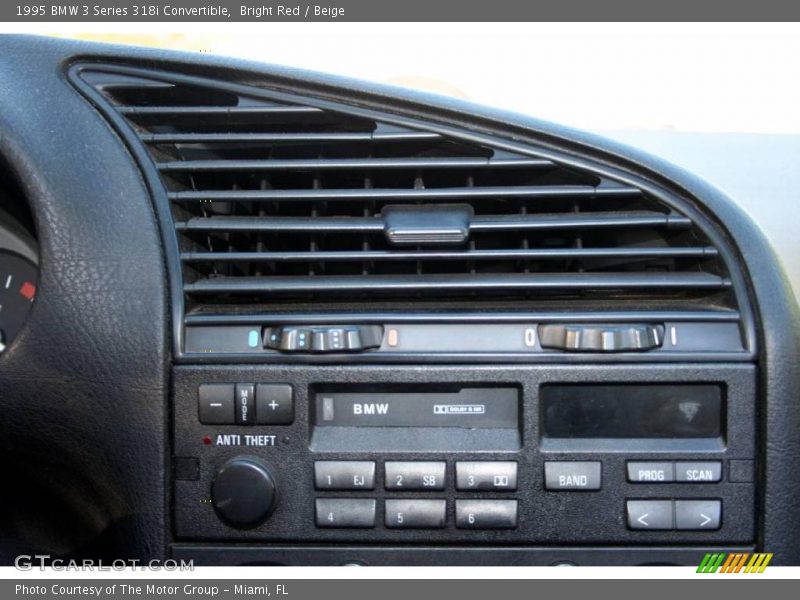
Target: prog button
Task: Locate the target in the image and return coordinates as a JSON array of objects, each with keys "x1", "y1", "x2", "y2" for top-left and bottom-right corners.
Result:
[{"x1": 627, "y1": 461, "x2": 674, "y2": 483}]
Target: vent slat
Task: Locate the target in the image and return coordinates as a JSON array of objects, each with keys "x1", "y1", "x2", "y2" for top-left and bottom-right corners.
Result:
[
  {"x1": 157, "y1": 157, "x2": 553, "y2": 172},
  {"x1": 117, "y1": 105, "x2": 322, "y2": 115},
  {"x1": 175, "y1": 212, "x2": 690, "y2": 234},
  {"x1": 184, "y1": 272, "x2": 732, "y2": 295},
  {"x1": 169, "y1": 185, "x2": 641, "y2": 203},
  {"x1": 140, "y1": 131, "x2": 443, "y2": 144},
  {"x1": 181, "y1": 246, "x2": 717, "y2": 263}
]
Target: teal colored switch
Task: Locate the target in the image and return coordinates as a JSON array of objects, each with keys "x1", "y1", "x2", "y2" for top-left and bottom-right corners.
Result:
[{"x1": 248, "y1": 330, "x2": 260, "y2": 348}]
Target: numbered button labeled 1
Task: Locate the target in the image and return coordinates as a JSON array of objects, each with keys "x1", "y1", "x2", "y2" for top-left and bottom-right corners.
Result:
[
  {"x1": 314, "y1": 461, "x2": 375, "y2": 490},
  {"x1": 385, "y1": 462, "x2": 446, "y2": 491},
  {"x1": 385, "y1": 499, "x2": 446, "y2": 529},
  {"x1": 455, "y1": 500, "x2": 518, "y2": 529}
]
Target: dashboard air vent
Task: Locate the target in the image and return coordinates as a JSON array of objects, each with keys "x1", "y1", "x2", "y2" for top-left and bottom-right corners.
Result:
[{"x1": 75, "y1": 66, "x2": 738, "y2": 320}]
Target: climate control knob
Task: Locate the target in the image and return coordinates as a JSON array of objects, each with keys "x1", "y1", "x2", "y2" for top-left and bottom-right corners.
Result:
[{"x1": 211, "y1": 456, "x2": 276, "y2": 528}]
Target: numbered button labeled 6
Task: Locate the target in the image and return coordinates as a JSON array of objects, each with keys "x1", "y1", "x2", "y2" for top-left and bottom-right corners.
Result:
[
  {"x1": 456, "y1": 500, "x2": 518, "y2": 529},
  {"x1": 385, "y1": 462, "x2": 446, "y2": 491}
]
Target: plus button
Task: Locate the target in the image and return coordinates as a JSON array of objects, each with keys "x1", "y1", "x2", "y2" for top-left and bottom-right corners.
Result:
[{"x1": 268, "y1": 400, "x2": 279, "y2": 410}]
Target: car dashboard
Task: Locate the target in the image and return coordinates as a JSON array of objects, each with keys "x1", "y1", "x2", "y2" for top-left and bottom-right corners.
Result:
[{"x1": 0, "y1": 35, "x2": 798, "y2": 566}]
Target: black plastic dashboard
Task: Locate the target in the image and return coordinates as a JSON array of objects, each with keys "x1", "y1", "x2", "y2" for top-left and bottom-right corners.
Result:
[{"x1": 0, "y1": 34, "x2": 798, "y2": 566}]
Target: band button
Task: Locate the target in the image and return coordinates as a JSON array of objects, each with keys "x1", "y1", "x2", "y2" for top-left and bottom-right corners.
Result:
[{"x1": 544, "y1": 461, "x2": 602, "y2": 490}]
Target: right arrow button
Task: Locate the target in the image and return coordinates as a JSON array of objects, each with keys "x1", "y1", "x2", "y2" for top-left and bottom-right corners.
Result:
[{"x1": 675, "y1": 499, "x2": 722, "y2": 530}]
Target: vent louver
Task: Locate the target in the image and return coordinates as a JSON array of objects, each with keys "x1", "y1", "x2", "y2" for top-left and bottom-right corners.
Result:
[{"x1": 76, "y1": 66, "x2": 738, "y2": 322}]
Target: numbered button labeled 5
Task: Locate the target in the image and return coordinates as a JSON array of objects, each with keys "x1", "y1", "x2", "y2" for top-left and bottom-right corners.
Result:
[
  {"x1": 314, "y1": 461, "x2": 375, "y2": 490},
  {"x1": 385, "y1": 462, "x2": 446, "y2": 491},
  {"x1": 385, "y1": 499, "x2": 446, "y2": 529}
]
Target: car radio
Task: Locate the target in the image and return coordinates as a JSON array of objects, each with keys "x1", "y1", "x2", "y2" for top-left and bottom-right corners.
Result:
[{"x1": 172, "y1": 364, "x2": 756, "y2": 548}]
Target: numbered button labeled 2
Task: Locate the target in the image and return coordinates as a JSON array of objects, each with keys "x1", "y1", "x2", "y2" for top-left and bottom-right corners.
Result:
[
  {"x1": 456, "y1": 500, "x2": 518, "y2": 529},
  {"x1": 314, "y1": 461, "x2": 375, "y2": 490},
  {"x1": 456, "y1": 461, "x2": 517, "y2": 491},
  {"x1": 385, "y1": 499, "x2": 446, "y2": 529},
  {"x1": 385, "y1": 462, "x2": 446, "y2": 491}
]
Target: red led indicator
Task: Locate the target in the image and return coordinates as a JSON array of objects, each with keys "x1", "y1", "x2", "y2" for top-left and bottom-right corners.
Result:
[
  {"x1": 203, "y1": 435, "x2": 212, "y2": 446},
  {"x1": 19, "y1": 281, "x2": 36, "y2": 301}
]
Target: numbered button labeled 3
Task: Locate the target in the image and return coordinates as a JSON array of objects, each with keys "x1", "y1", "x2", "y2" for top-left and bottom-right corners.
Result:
[
  {"x1": 456, "y1": 461, "x2": 517, "y2": 491},
  {"x1": 385, "y1": 462, "x2": 446, "y2": 491},
  {"x1": 314, "y1": 461, "x2": 375, "y2": 490},
  {"x1": 385, "y1": 499, "x2": 446, "y2": 529}
]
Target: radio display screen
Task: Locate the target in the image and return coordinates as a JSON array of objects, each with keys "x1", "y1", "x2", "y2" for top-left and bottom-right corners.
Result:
[
  {"x1": 542, "y1": 384, "x2": 724, "y2": 439},
  {"x1": 314, "y1": 387, "x2": 518, "y2": 429}
]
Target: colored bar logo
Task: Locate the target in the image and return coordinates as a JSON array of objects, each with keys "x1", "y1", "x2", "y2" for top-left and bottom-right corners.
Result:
[{"x1": 697, "y1": 552, "x2": 773, "y2": 573}]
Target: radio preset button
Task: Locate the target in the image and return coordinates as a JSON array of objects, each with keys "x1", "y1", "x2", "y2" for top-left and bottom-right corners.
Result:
[
  {"x1": 626, "y1": 500, "x2": 673, "y2": 530},
  {"x1": 627, "y1": 461, "x2": 674, "y2": 483},
  {"x1": 545, "y1": 461, "x2": 602, "y2": 491},
  {"x1": 385, "y1": 499, "x2": 446, "y2": 528},
  {"x1": 255, "y1": 384, "x2": 294, "y2": 425},
  {"x1": 385, "y1": 462, "x2": 446, "y2": 491},
  {"x1": 198, "y1": 384, "x2": 235, "y2": 425},
  {"x1": 315, "y1": 498, "x2": 376, "y2": 528},
  {"x1": 455, "y1": 461, "x2": 517, "y2": 491},
  {"x1": 455, "y1": 500, "x2": 518, "y2": 529},
  {"x1": 675, "y1": 461, "x2": 722, "y2": 483},
  {"x1": 314, "y1": 461, "x2": 376, "y2": 490},
  {"x1": 675, "y1": 500, "x2": 722, "y2": 530}
]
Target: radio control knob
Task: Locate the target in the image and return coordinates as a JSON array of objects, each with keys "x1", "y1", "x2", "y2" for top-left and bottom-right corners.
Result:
[{"x1": 211, "y1": 457, "x2": 276, "y2": 528}]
